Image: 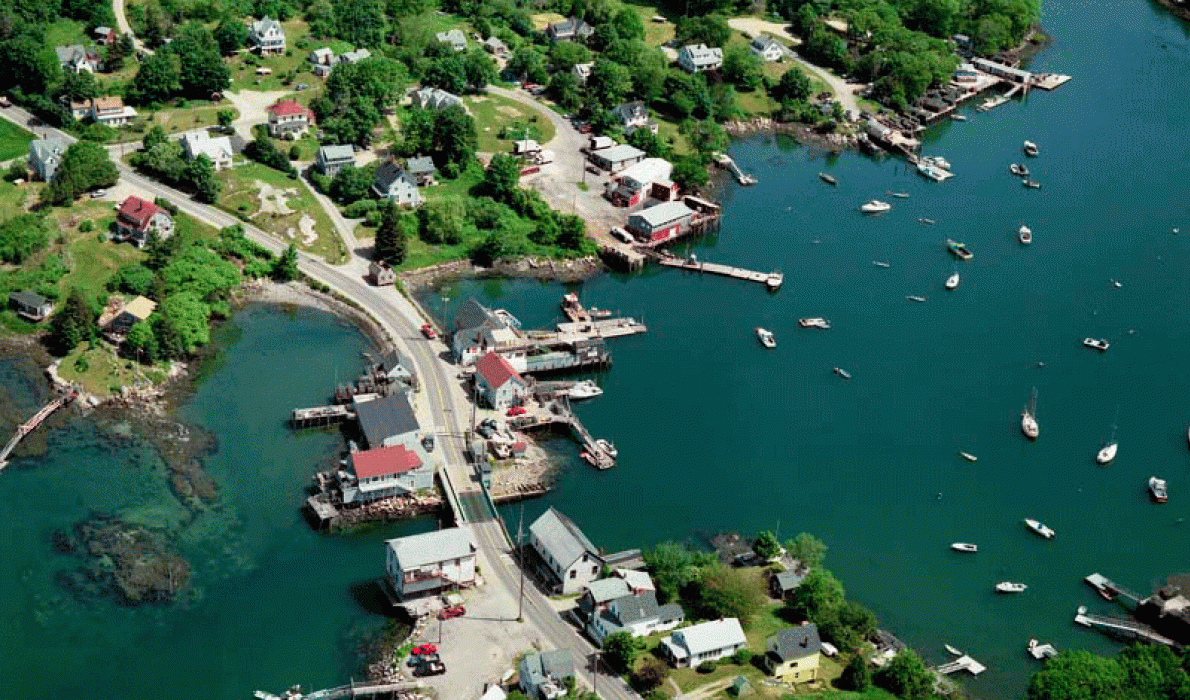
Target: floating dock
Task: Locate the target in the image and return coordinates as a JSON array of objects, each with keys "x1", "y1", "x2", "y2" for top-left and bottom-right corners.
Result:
[
  {"x1": 0, "y1": 391, "x2": 74, "y2": 469},
  {"x1": 656, "y1": 253, "x2": 783, "y2": 290},
  {"x1": 1084, "y1": 573, "x2": 1141, "y2": 602},
  {"x1": 1074, "y1": 605, "x2": 1181, "y2": 648},
  {"x1": 934, "y1": 655, "x2": 986, "y2": 676}
]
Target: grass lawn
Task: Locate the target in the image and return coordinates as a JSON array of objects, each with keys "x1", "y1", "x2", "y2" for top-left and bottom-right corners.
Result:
[
  {"x1": 0, "y1": 118, "x2": 34, "y2": 161},
  {"x1": 215, "y1": 162, "x2": 347, "y2": 263},
  {"x1": 530, "y1": 12, "x2": 566, "y2": 31},
  {"x1": 415, "y1": 12, "x2": 475, "y2": 38},
  {"x1": 465, "y1": 93, "x2": 557, "y2": 153},
  {"x1": 143, "y1": 102, "x2": 240, "y2": 135},
  {"x1": 44, "y1": 18, "x2": 90, "y2": 47},
  {"x1": 57, "y1": 342, "x2": 169, "y2": 398},
  {"x1": 629, "y1": 3, "x2": 676, "y2": 47},
  {"x1": 654, "y1": 118, "x2": 692, "y2": 156},
  {"x1": 227, "y1": 19, "x2": 320, "y2": 92},
  {"x1": 0, "y1": 179, "x2": 37, "y2": 221},
  {"x1": 49, "y1": 202, "x2": 141, "y2": 301}
]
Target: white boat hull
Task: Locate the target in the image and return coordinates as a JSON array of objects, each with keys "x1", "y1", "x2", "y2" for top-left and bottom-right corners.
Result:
[
  {"x1": 996, "y1": 582, "x2": 1028, "y2": 593},
  {"x1": 951, "y1": 543, "x2": 978, "y2": 552},
  {"x1": 1096, "y1": 443, "x2": 1117, "y2": 464}
]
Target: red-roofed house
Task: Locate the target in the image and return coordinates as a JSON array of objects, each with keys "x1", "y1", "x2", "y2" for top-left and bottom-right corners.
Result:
[
  {"x1": 115, "y1": 196, "x2": 174, "y2": 247},
  {"x1": 267, "y1": 100, "x2": 315, "y2": 138},
  {"x1": 342, "y1": 443, "x2": 435, "y2": 504},
  {"x1": 475, "y1": 351, "x2": 529, "y2": 409}
]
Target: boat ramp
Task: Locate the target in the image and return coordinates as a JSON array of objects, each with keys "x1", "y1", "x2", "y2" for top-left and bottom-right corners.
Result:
[
  {"x1": 0, "y1": 390, "x2": 75, "y2": 469},
  {"x1": 655, "y1": 252, "x2": 783, "y2": 290},
  {"x1": 1074, "y1": 605, "x2": 1181, "y2": 648}
]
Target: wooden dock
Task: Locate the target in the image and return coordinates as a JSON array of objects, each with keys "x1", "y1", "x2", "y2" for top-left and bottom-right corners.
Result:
[
  {"x1": 0, "y1": 391, "x2": 74, "y2": 469},
  {"x1": 290, "y1": 404, "x2": 354, "y2": 428},
  {"x1": 657, "y1": 253, "x2": 783, "y2": 290},
  {"x1": 1074, "y1": 605, "x2": 1180, "y2": 648},
  {"x1": 556, "y1": 317, "x2": 647, "y2": 339},
  {"x1": 512, "y1": 398, "x2": 616, "y2": 469},
  {"x1": 255, "y1": 679, "x2": 425, "y2": 700},
  {"x1": 934, "y1": 655, "x2": 986, "y2": 676}
]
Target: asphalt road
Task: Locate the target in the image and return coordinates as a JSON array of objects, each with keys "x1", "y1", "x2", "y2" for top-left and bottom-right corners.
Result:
[{"x1": 3, "y1": 101, "x2": 640, "y2": 700}]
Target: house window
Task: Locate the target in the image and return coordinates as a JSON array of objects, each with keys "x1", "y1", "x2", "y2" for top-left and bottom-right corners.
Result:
[
  {"x1": 591, "y1": 565, "x2": 598, "y2": 575},
  {"x1": 569, "y1": 569, "x2": 577, "y2": 579}
]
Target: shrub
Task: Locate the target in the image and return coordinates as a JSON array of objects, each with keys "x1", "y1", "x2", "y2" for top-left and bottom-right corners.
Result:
[
  {"x1": 696, "y1": 661, "x2": 717, "y2": 674},
  {"x1": 79, "y1": 220, "x2": 93, "y2": 232},
  {"x1": 730, "y1": 648, "x2": 753, "y2": 666}
]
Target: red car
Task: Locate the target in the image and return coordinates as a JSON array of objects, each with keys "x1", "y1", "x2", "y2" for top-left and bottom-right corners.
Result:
[
  {"x1": 412, "y1": 644, "x2": 438, "y2": 656},
  {"x1": 506, "y1": 406, "x2": 527, "y2": 416},
  {"x1": 420, "y1": 324, "x2": 437, "y2": 339},
  {"x1": 438, "y1": 605, "x2": 465, "y2": 619}
]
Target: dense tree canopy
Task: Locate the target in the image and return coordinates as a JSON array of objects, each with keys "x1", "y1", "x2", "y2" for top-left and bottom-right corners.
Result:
[
  {"x1": 694, "y1": 562, "x2": 766, "y2": 626},
  {"x1": 643, "y1": 541, "x2": 717, "y2": 604},
  {"x1": 46, "y1": 142, "x2": 119, "y2": 205}
]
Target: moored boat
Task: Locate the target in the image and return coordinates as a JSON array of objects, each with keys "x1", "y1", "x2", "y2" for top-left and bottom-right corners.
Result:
[
  {"x1": 959, "y1": 451, "x2": 977, "y2": 462},
  {"x1": 945, "y1": 644, "x2": 964, "y2": 656},
  {"x1": 906, "y1": 295, "x2": 927, "y2": 302},
  {"x1": 1019, "y1": 225, "x2": 1032, "y2": 244},
  {"x1": 951, "y1": 543, "x2": 978, "y2": 553},
  {"x1": 1149, "y1": 476, "x2": 1168, "y2": 503},
  {"x1": 996, "y1": 582, "x2": 1028, "y2": 593},
  {"x1": 1096, "y1": 442, "x2": 1117, "y2": 465},
  {"x1": 917, "y1": 218, "x2": 937, "y2": 225},
  {"x1": 1028, "y1": 640, "x2": 1058, "y2": 660},
  {"x1": 923, "y1": 155, "x2": 952, "y2": 170},
  {"x1": 1024, "y1": 518, "x2": 1055, "y2": 539},
  {"x1": 798, "y1": 317, "x2": 831, "y2": 329},
  {"x1": 1021, "y1": 387, "x2": 1039, "y2": 439},
  {"x1": 819, "y1": 172, "x2": 837, "y2": 185},
  {"x1": 873, "y1": 261, "x2": 891, "y2": 267},
  {"x1": 1010, "y1": 163, "x2": 1030, "y2": 176},
  {"x1": 917, "y1": 162, "x2": 954, "y2": 181},
  {"x1": 595, "y1": 438, "x2": 618, "y2": 458},
  {"x1": 833, "y1": 367, "x2": 851, "y2": 379},
  {"x1": 568, "y1": 380, "x2": 603, "y2": 400},
  {"x1": 1083, "y1": 337, "x2": 1110, "y2": 352},
  {"x1": 1023, "y1": 140, "x2": 1040, "y2": 157},
  {"x1": 947, "y1": 239, "x2": 974, "y2": 261},
  {"x1": 766, "y1": 271, "x2": 784, "y2": 290},
  {"x1": 1084, "y1": 573, "x2": 1121, "y2": 601},
  {"x1": 946, "y1": 272, "x2": 960, "y2": 290},
  {"x1": 861, "y1": 199, "x2": 892, "y2": 214},
  {"x1": 889, "y1": 191, "x2": 910, "y2": 198},
  {"x1": 951, "y1": 113, "x2": 967, "y2": 121},
  {"x1": 1023, "y1": 178, "x2": 1041, "y2": 188},
  {"x1": 756, "y1": 327, "x2": 776, "y2": 348}
]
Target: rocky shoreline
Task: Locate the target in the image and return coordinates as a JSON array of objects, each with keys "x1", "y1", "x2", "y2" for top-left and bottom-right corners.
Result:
[
  {"x1": 723, "y1": 117, "x2": 865, "y2": 152},
  {"x1": 400, "y1": 255, "x2": 605, "y2": 297}
]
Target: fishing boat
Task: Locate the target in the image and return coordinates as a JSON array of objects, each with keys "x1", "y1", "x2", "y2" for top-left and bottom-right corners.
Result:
[
  {"x1": 568, "y1": 380, "x2": 603, "y2": 400},
  {"x1": 1028, "y1": 640, "x2": 1058, "y2": 660},
  {"x1": 1010, "y1": 163, "x2": 1030, "y2": 176},
  {"x1": 947, "y1": 239, "x2": 974, "y2": 261},
  {"x1": 833, "y1": 367, "x2": 851, "y2": 379},
  {"x1": 1149, "y1": 476, "x2": 1169, "y2": 503},
  {"x1": 861, "y1": 199, "x2": 892, "y2": 214},
  {"x1": 906, "y1": 295, "x2": 927, "y2": 303},
  {"x1": 1023, "y1": 178, "x2": 1041, "y2": 189},
  {"x1": 996, "y1": 582, "x2": 1028, "y2": 593},
  {"x1": 798, "y1": 318, "x2": 831, "y2": 329},
  {"x1": 1021, "y1": 387, "x2": 1040, "y2": 439},
  {"x1": 951, "y1": 543, "x2": 978, "y2": 553},
  {"x1": 1083, "y1": 338, "x2": 1110, "y2": 352},
  {"x1": 595, "y1": 439, "x2": 618, "y2": 459},
  {"x1": 1024, "y1": 518, "x2": 1055, "y2": 539},
  {"x1": 819, "y1": 172, "x2": 837, "y2": 185},
  {"x1": 1019, "y1": 225, "x2": 1032, "y2": 244},
  {"x1": 959, "y1": 451, "x2": 977, "y2": 462},
  {"x1": 951, "y1": 113, "x2": 967, "y2": 121},
  {"x1": 923, "y1": 155, "x2": 952, "y2": 170},
  {"x1": 756, "y1": 327, "x2": 776, "y2": 348},
  {"x1": 945, "y1": 271, "x2": 960, "y2": 290},
  {"x1": 873, "y1": 261, "x2": 891, "y2": 268},
  {"x1": 1023, "y1": 140, "x2": 1040, "y2": 157}
]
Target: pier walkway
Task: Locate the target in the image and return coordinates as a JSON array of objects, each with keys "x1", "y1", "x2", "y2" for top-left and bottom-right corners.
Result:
[
  {"x1": 1074, "y1": 606, "x2": 1181, "y2": 648},
  {"x1": 934, "y1": 655, "x2": 986, "y2": 676},
  {"x1": 656, "y1": 253, "x2": 783, "y2": 290},
  {"x1": 255, "y1": 680, "x2": 424, "y2": 700},
  {"x1": 0, "y1": 392, "x2": 74, "y2": 469},
  {"x1": 290, "y1": 404, "x2": 354, "y2": 428},
  {"x1": 713, "y1": 153, "x2": 757, "y2": 185},
  {"x1": 512, "y1": 397, "x2": 616, "y2": 469}
]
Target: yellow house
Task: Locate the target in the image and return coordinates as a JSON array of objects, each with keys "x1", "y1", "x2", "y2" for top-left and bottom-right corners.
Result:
[{"x1": 765, "y1": 624, "x2": 822, "y2": 684}]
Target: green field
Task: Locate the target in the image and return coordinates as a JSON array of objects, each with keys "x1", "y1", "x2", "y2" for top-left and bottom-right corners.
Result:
[
  {"x1": 465, "y1": 93, "x2": 557, "y2": 153},
  {"x1": 144, "y1": 102, "x2": 241, "y2": 135},
  {"x1": 227, "y1": 20, "x2": 320, "y2": 92},
  {"x1": 44, "y1": 18, "x2": 90, "y2": 48},
  {"x1": 57, "y1": 342, "x2": 170, "y2": 398},
  {"x1": 0, "y1": 118, "x2": 35, "y2": 161}
]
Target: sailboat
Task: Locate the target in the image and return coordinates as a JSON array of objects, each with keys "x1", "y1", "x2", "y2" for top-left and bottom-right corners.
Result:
[
  {"x1": 946, "y1": 267, "x2": 960, "y2": 290},
  {"x1": 1021, "y1": 388, "x2": 1039, "y2": 440}
]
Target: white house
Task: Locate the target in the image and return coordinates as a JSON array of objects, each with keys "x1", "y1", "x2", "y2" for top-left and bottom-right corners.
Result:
[
  {"x1": 28, "y1": 137, "x2": 67, "y2": 181},
  {"x1": 372, "y1": 162, "x2": 423, "y2": 207},
  {"x1": 587, "y1": 590, "x2": 685, "y2": 645},
  {"x1": 473, "y1": 351, "x2": 528, "y2": 409},
  {"x1": 248, "y1": 16, "x2": 286, "y2": 54},
  {"x1": 572, "y1": 62, "x2": 594, "y2": 84},
  {"x1": 750, "y1": 34, "x2": 785, "y2": 62},
  {"x1": 452, "y1": 298, "x2": 509, "y2": 364},
  {"x1": 309, "y1": 47, "x2": 335, "y2": 76},
  {"x1": 266, "y1": 99, "x2": 314, "y2": 138},
  {"x1": 115, "y1": 195, "x2": 174, "y2": 247},
  {"x1": 315, "y1": 144, "x2": 355, "y2": 176},
  {"x1": 436, "y1": 29, "x2": 468, "y2": 52},
  {"x1": 55, "y1": 45, "x2": 100, "y2": 73},
  {"x1": 677, "y1": 44, "x2": 724, "y2": 73},
  {"x1": 529, "y1": 506, "x2": 603, "y2": 595},
  {"x1": 610, "y1": 101, "x2": 656, "y2": 134},
  {"x1": 518, "y1": 650, "x2": 575, "y2": 700},
  {"x1": 180, "y1": 130, "x2": 234, "y2": 170},
  {"x1": 339, "y1": 441, "x2": 435, "y2": 505},
  {"x1": 89, "y1": 95, "x2": 136, "y2": 127},
  {"x1": 385, "y1": 527, "x2": 477, "y2": 600},
  {"x1": 661, "y1": 618, "x2": 748, "y2": 667}
]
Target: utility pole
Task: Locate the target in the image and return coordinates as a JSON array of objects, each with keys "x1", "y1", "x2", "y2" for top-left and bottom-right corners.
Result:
[{"x1": 517, "y1": 503, "x2": 526, "y2": 620}]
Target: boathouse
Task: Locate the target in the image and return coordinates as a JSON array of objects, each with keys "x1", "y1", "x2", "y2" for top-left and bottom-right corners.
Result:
[
  {"x1": 474, "y1": 351, "x2": 529, "y2": 409},
  {"x1": 765, "y1": 625, "x2": 822, "y2": 684},
  {"x1": 607, "y1": 158, "x2": 673, "y2": 207},
  {"x1": 529, "y1": 507, "x2": 604, "y2": 595},
  {"x1": 385, "y1": 527, "x2": 477, "y2": 600},
  {"x1": 627, "y1": 201, "x2": 694, "y2": 242}
]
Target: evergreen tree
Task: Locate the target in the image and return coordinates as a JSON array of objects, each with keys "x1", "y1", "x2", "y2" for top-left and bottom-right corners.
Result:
[
  {"x1": 271, "y1": 244, "x2": 300, "y2": 281},
  {"x1": 839, "y1": 653, "x2": 872, "y2": 691},
  {"x1": 47, "y1": 288, "x2": 96, "y2": 355},
  {"x1": 124, "y1": 321, "x2": 159, "y2": 364},
  {"x1": 185, "y1": 154, "x2": 219, "y2": 203},
  {"x1": 373, "y1": 201, "x2": 407, "y2": 265}
]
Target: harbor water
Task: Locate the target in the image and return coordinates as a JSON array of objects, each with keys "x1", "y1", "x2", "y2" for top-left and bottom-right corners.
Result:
[{"x1": 3, "y1": 0, "x2": 1190, "y2": 697}]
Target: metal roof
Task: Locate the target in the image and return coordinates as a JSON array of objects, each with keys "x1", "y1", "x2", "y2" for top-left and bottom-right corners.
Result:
[
  {"x1": 593, "y1": 144, "x2": 645, "y2": 164},
  {"x1": 584, "y1": 578, "x2": 631, "y2": 604},
  {"x1": 318, "y1": 145, "x2": 355, "y2": 163},
  {"x1": 673, "y1": 618, "x2": 746, "y2": 656},
  {"x1": 353, "y1": 392, "x2": 419, "y2": 448},
  {"x1": 632, "y1": 201, "x2": 693, "y2": 228},
  {"x1": 386, "y1": 527, "x2": 476, "y2": 570},
  {"x1": 453, "y1": 297, "x2": 502, "y2": 332},
  {"x1": 530, "y1": 507, "x2": 601, "y2": 569},
  {"x1": 406, "y1": 156, "x2": 436, "y2": 175}
]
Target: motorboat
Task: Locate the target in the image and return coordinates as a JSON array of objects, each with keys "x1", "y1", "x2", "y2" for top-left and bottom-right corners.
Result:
[
  {"x1": 567, "y1": 380, "x2": 603, "y2": 400},
  {"x1": 1023, "y1": 178, "x2": 1041, "y2": 189},
  {"x1": 917, "y1": 218, "x2": 936, "y2": 225},
  {"x1": 756, "y1": 327, "x2": 776, "y2": 348},
  {"x1": 798, "y1": 317, "x2": 831, "y2": 329},
  {"x1": 996, "y1": 582, "x2": 1028, "y2": 593},
  {"x1": 1019, "y1": 225, "x2": 1032, "y2": 244},
  {"x1": 1096, "y1": 441, "x2": 1118, "y2": 465},
  {"x1": 765, "y1": 271, "x2": 784, "y2": 290},
  {"x1": 906, "y1": 295, "x2": 927, "y2": 302},
  {"x1": 945, "y1": 272, "x2": 960, "y2": 290},
  {"x1": 595, "y1": 439, "x2": 618, "y2": 459},
  {"x1": 947, "y1": 239, "x2": 974, "y2": 261},
  {"x1": 861, "y1": 199, "x2": 892, "y2": 214},
  {"x1": 873, "y1": 261, "x2": 891, "y2": 268},
  {"x1": 1028, "y1": 640, "x2": 1058, "y2": 660},
  {"x1": 945, "y1": 644, "x2": 964, "y2": 656},
  {"x1": 1083, "y1": 338, "x2": 1110, "y2": 352},
  {"x1": 888, "y1": 191, "x2": 910, "y2": 198},
  {"x1": 819, "y1": 172, "x2": 837, "y2": 185},
  {"x1": 1023, "y1": 140, "x2": 1040, "y2": 157},
  {"x1": 959, "y1": 451, "x2": 977, "y2": 462},
  {"x1": 833, "y1": 367, "x2": 851, "y2": 379},
  {"x1": 1022, "y1": 387, "x2": 1039, "y2": 439},
  {"x1": 951, "y1": 543, "x2": 978, "y2": 553},
  {"x1": 1149, "y1": 476, "x2": 1168, "y2": 503},
  {"x1": 1010, "y1": 163, "x2": 1030, "y2": 176},
  {"x1": 1024, "y1": 518, "x2": 1055, "y2": 539},
  {"x1": 923, "y1": 155, "x2": 952, "y2": 170},
  {"x1": 1111, "y1": 279, "x2": 1123, "y2": 289},
  {"x1": 917, "y1": 162, "x2": 954, "y2": 181},
  {"x1": 951, "y1": 113, "x2": 967, "y2": 121}
]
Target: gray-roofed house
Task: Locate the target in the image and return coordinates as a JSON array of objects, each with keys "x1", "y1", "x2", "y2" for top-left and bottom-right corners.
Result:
[
  {"x1": 8, "y1": 291, "x2": 52, "y2": 322},
  {"x1": 587, "y1": 590, "x2": 685, "y2": 645},
  {"x1": 436, "y1": 29, "x2": 468, "y2": 52},
  {"x1": 405, "y1": 156, "x2": 437, "y2": 186},
  {"x1": 750, "y1": 34, "x2": 785, "y2": 62},
  {"x1": 765, "y1": 625, "x2": 822, "y2": 684},
  {"x1": 375, "y1": 349, "x2": 415, "y2": 387},
  {"x1": 371, "y1": 162, "x2": 423, "y2": 208},
  {"x1": 28, "y1": 137, "x2": 67, "y2": 182},
  {"x1": 55, "y1": 45, "x2": 100, "y2": 73},
  {"x1": 610, "y1": 101, "x2": 657, "y2": 135},
  {"x1": 451, "y1": 297, "x2": 508, "y2": 365},
  {"x1": 248, "y1": 16, "x2": 286, "y2": 54},
  {"x1": 578, "y1": 578, "x2": 631, "y2": 620},
  {"x1": 483, "y1": 36, "x2": 508, "y2": 57},
  {"x1": 529, "y1": 506, "x2": 603, "y2": 594},
  {"x1": 661, "y1": 618, "x2": 748, "y2": 667},
  {"x1": 677, "y1": 44, "x2": 724, "y2": 73},
  {"x1": 385, "y1": 526, "x2": 477, "y2": 600},
  {"x1": 315, "y1": 145, "x2": 355, "y2": 176},
  {"x1": 309, "y1": 47, "x2": 335, "y2": 76},
  {"x1": 518, "y1": 650, "x2": 575, "y2": 700},
  {"x1": 338, "y1": 48, "x2": 372, "y2": 64},
  {"x1": 352, "y1": 392, "x2": 420, "y2": 448},
  {"x1": 410, "y1": 87, "x2": 464, "y2": 111},
  {"x1": 589, "y1": 143, "x2": 646, "y2": 173},
  {"x1": 771, "y1": 569, "x2": 805, "y2": 600},
  {"x1": 545, "y1": 17, "x2": 594, "y2": 42}
]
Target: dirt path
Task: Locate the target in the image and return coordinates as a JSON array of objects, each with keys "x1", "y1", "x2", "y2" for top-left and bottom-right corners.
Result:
[
  {"x1": 220, "y1": 89, "x2": 291, "y2": 141},
  {"x1": 112, "y1": 0, "x2": 152, "y2": 55}
]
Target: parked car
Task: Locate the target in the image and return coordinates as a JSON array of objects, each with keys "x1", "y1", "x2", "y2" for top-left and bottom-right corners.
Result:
[
  {"x1": 439, "y1": 605, "x2": 466, "y2": 619},
  {"x1": 414, "y1": 660, "x2": 446, "y2": 677},
  {"x1": 0, "y1": 96, "x2": 11, "y2": 107},
  {"x1": 89, "y1": 189, "x2": 107, "y2": 199},
  {"x1": 506, "y1": 406, "x2": 527, "y2": 416},
  {"x1": 420, "y1": 324, "x2": 438, "y2": 339},
  {"x1": 475, "y1": 423, "x2": 496, "y2": 438},
  {"x1": 412, "y1": 644, "x2": 438, "y2": 656}
]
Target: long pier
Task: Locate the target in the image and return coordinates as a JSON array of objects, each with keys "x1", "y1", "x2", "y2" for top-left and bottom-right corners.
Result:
[
  {"x1": 656, "y1": 253, "x2": 783, "y2": 290},
  {"x1": 1074, "y1": 605, "x2": 1181, "y2": 648},
  {"x1": 0, "y1": 392, "x2": 74, "y2": 469},
  {"x1": 255, "y1": 679, "x2": 424, "y2": 700}
]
